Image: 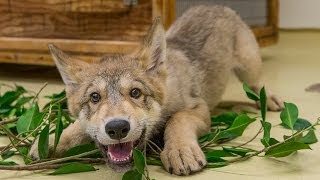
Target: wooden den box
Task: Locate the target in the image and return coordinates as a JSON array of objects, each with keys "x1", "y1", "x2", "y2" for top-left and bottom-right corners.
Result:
[{"x1": 0, "y1": 0, "x2": 278, "y2": 66}]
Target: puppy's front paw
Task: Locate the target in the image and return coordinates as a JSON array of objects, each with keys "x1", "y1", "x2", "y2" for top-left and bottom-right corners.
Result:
[
  {"x1": 252, "y1": 86, "x2": 284, "y2": 111},
  {"x1": 265, "y1": 94, "x2": 284, "y2": 111},
  {"x1": 29, "y1": 134, "x2": 56, "y2": 160},
  {"x1": 160, "y1": 141, "x2": 206, "y2": 175},
  {"x1": 29, "y1": 139, "x2": 40, "y2": 161},
  {"x1": 256, "y1": 93, "x2": 283, "y2": 111}
]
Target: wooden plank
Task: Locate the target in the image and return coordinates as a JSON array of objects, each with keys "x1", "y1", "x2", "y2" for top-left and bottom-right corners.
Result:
[
  {"x1": 0, "y1": 2, "x2": 152, "y2": 41},
  {"x1": 0, "y1": 37, "x2": 140, "y2": 55},
  {"x1": 0, "y1": 0, "x2": 150, "y2": 13},
  {"x1": 0, "y1": 51, "x2": 99, "y2": 66}
]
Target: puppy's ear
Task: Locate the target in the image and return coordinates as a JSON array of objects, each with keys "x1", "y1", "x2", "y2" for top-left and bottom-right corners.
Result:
[
  {"x1": 48, "y1": 44, "x2": 89, "y2": 88},
  {"x1": 140, "y1": 17, "x2": 166, "y2": 73}
]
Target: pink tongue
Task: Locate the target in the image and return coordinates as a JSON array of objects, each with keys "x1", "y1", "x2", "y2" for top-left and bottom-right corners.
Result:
[{"x1": 108, "y1": 142, "x2": 133, "y2": 159}]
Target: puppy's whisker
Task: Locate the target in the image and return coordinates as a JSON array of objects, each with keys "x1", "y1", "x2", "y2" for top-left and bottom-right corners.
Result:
[{"x1": 147, "y1": 139, "x2": 163, "y2": 153}]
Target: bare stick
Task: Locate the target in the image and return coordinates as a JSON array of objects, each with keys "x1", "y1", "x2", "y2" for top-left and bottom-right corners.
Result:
[
  {"x1": 0, "y1": 118, "x2": 18, "y2": 126},
  {"x1": 235, "y1": 127, "x2": 263, "y2": 148},
  {"x1": 32, "y1": 82, "x2": 48, "y2": 104}
]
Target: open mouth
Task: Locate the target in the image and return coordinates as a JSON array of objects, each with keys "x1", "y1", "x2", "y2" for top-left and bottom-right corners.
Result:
[
  {"x1": 100, "y1": 141, "x2": 139, "y2": 165},
  {"x1": 97, "y1": 130, "x2": 146, "y2": 170}
]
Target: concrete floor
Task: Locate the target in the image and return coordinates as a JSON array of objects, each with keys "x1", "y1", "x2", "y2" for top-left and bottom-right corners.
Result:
[{"x1": 0, "y1": 31, "x2": 320, "y2": 179}]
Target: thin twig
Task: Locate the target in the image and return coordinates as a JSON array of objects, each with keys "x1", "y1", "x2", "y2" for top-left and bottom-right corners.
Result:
[
  {"x1": 143, "y1": 141, "x2": 151, "y2": 180},
  {"x1": 5, "y1": 133, "x2": 31, "y2": 161},
  {"x1": 0, "y1": 149, "x2": 101, "y2": 171},
  {"x1": 29, "y1": 149, "x2": 100, "y2": 167},
  {"x1": 0, "y1": 118, "x2": 18, "y2": 126},
  {"x1": 0, "y1": 164, "x2": 65, "y2": 170},
  {"x1": 235, "y1": 127, "x2": 263, "y2": 148},
  {"x1": 0, "y1": 105, "x2": 53, "y2": 154},
  {"x1": 32, "y1": 82, "x2": 48, "y2": 104},
  {"x1": 200, "y1": 129, "x2": 221, "y2": 148},
  {"x1": 30, "y1": 158, "x2": 105, "y2": 165},
  {"x1": 0, "y1": 144, "x2": 28, "y2": 151},
  {"x1": 0, "y1": 126, "x2": 31, "y2": 146}
]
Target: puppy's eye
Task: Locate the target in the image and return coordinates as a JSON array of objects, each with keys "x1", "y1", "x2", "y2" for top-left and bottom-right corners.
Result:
[
  {"x1": 130, "y1": 88, "x2": 142, "y2": 99},
  {"x1": 90, "y1": 92, "x2": 101, "y2": 103}
]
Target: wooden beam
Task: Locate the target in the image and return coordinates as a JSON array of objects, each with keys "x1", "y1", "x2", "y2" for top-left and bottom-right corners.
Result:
[
  {"x1": 0, "y1": 37, "x2": 140, "y2": 55},
  {"x1": 267, "y1": 0, "x2": 279, "y2": 42}
]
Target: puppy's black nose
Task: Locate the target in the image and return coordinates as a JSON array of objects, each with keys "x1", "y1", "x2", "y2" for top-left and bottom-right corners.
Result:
[{"x1": 105, "y1": 120, "x2": 130, "y2": 140}]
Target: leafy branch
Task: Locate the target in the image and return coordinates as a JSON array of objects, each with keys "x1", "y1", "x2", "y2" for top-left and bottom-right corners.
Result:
[{"x1": 0, "y1": 83, "x2": 318, "y2": 180}]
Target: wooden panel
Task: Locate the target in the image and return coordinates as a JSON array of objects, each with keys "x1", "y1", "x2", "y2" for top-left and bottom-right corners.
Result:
[
  {"x1": 0, "y1": 0, "x2": 152, "y2": 41},
  {"x1": 0, "y1": 0, "x2": 149, "y2": 13}
]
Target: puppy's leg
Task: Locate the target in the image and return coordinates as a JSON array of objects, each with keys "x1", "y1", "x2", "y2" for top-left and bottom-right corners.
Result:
[
  {"x1": 160, "y1": 98, "x2": 210, "y2": 175},
  {"x1": 233, "y1": 27, "x2": 283, "y2": 111},
  {"x1": 29, "y1": 120, "x2": 91, "y2": 160}
]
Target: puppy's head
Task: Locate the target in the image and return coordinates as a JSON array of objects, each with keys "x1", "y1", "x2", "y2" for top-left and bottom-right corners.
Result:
[{"x1": 49, "y1": 18, "x2": 167, "y2": 171}]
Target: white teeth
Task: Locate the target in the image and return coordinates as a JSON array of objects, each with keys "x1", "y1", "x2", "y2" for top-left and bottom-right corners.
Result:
[{"x1": 108, "y1": 152, "x2": 131, "y2": 162}]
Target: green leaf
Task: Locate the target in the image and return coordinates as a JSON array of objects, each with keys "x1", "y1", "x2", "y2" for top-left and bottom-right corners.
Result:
[
  {"x1": 198, "y1": 132, "x2": 218, "y2": 143},
  {"x1": 211, "y1": 112, "x2": 238, "y2": 126},
  {"x1": 206, "y1": 163, "x2": 227, "y2": 168},
  {"x1": 0, "y1": 161, "x2": 18, "y2": 166},
  {"x1": 49, "y1": 162, "x2": 96, "y2": 175},
  {"x1": 0, "y1": 89, "x2": 24, "y2": 108},
  {"x1": 122, "y1": 169, "x2": 142, "y2": 180},
  {"x1": 280, "y1": 102, "x2": 298, "y2": 130},
  {"x1": 44, "y1": 90, "x2": 67, "y2": 109},
  {"x1": 17, "y1": 146, "x2": 32, "y2": 164},
  {"x1": 16, "y1": 103, "x2": 41, "y2": 134},
  {"x1": 54, "y1": 105, "x2": 63, "y2": 154},
  {"x1": 15, "y1": 96, "x2": 34, "y2": 108},
  {"x1": 217, "y1": 114, "x2": 255, "y2": 140},
  {"x1": 146, "y1": 158, "x2": 162, "y2": 166},
  {"x1": 1, "y1": 150, "x2": 15, "y2": 160},
  {"x1": 133, "y1": 149, "x2": 145, "y2": 175},
  {"x1": 259, "y1": 87, "x2": 267, "y2": 122},
  {"x1": 62, "y1": 143, "x2": 99, "y2": 158},
  {"x1": 206, "y1": 156, "x2": 226, "y2": 163},
  {"x1": 281, "y1": 118, "x2": 313, "y2": 131},
  {"x1": 243, "y1": 84, "x2": 260, "y2": 101},
  {"x1": 265, "y1": 141, "x2": 311, "y2": 157},
  {"x1": 222, "y1": 147, "x2": 254, "y2": 157},
  {"x1": 261, "y1": 121, "x2": 272, "y2": 146},
  {"x1": 205, "y1": 150, "x2": 236, "y2": 158},
  {"x1": 38, "y1": 125, "x2": 49, "y2": 159},
  {"x1": 299, "y1": 130, "x2": 318, "y2": 144},
  {"x1": 261, "y1": 138, "x2": 279, "y2": 147}
]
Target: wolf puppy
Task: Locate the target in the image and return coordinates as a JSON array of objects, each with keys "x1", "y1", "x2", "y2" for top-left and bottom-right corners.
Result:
[{"x1": 30, "y1": 5, "x2": 282, "y2": 175}]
